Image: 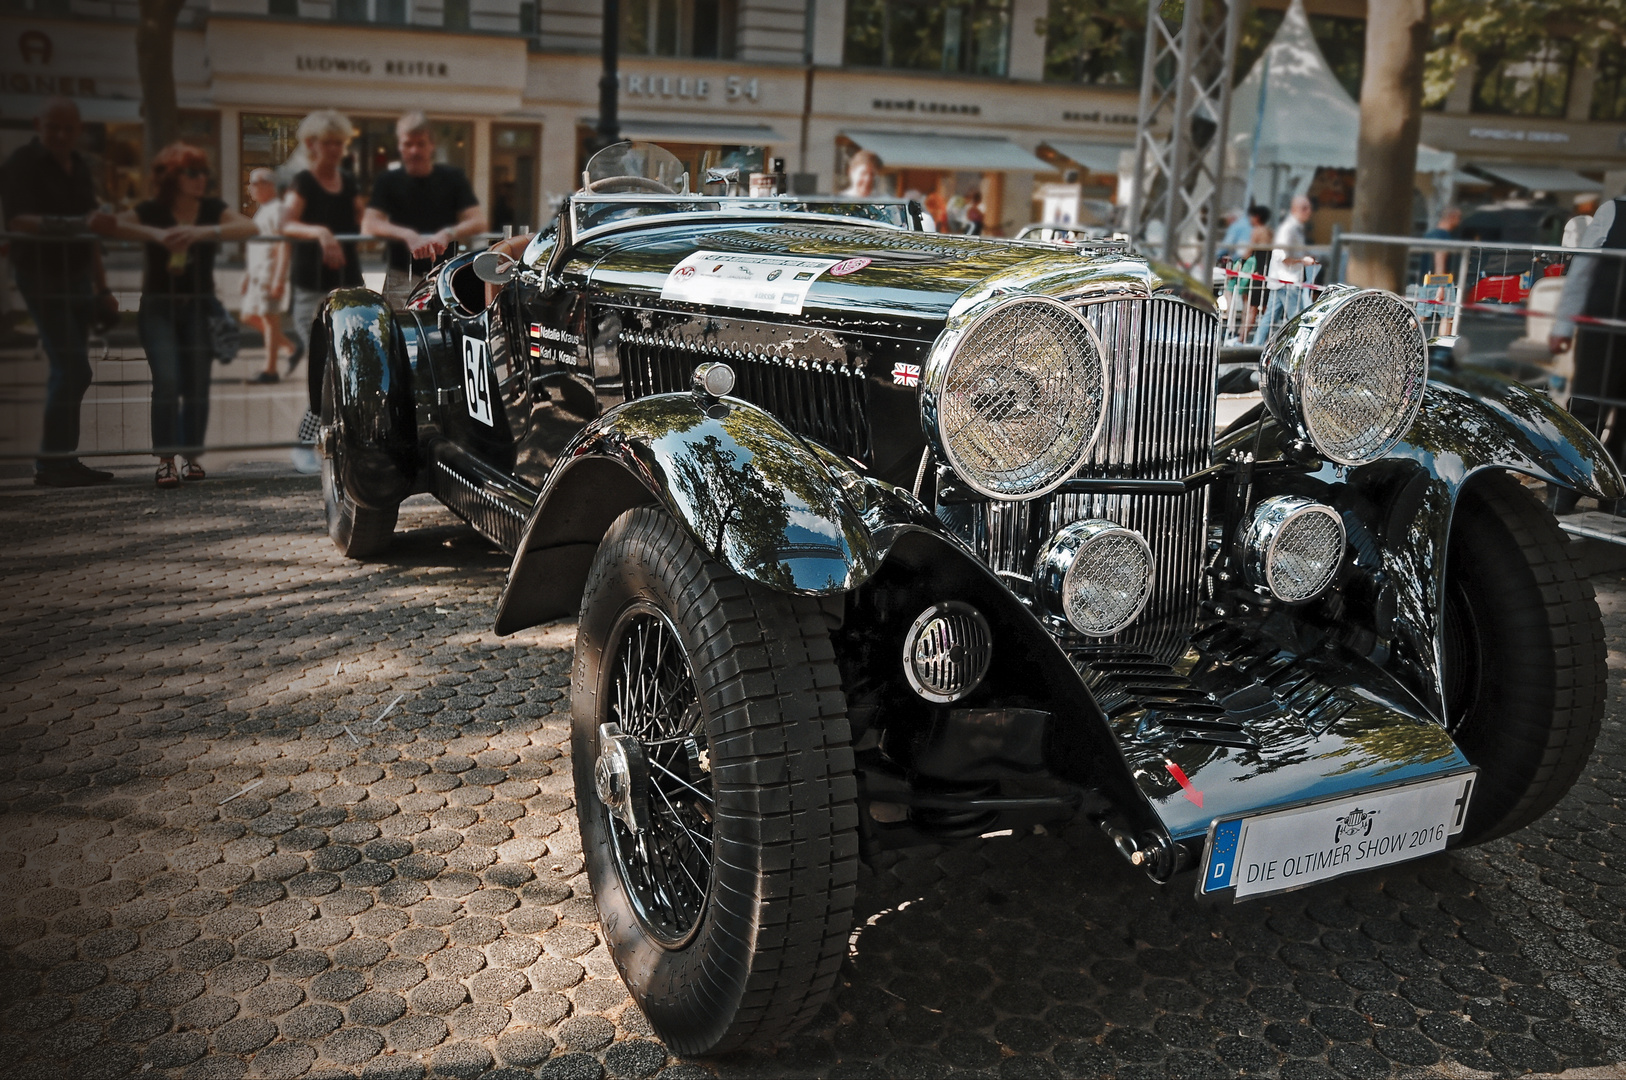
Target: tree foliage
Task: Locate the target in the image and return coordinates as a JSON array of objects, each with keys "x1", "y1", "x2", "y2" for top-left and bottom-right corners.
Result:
[{"x1": 1424, "y1": 0, "x2": 1626, "y2": 106}]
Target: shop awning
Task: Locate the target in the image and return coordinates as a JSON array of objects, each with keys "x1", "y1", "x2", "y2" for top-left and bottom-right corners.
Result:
[
  {"x1": 584, "y1": 118, "x2": 788, "y2": 145},
  {"x1": 1471, "y1": 164, "x2": 1600, "y2": 193},
  {"x1": 1, "y1": 95, "x2": 141, "y2": 123},
  {"x1": 1041, "y1": 140, "x2": 1132, "y2": 175},
  {"x1": 840, "y1": 131, "x2": 1048, "y2": 171}
]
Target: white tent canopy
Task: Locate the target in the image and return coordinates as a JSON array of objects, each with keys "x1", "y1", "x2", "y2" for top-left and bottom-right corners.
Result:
[{"x1": 1227, "y1": 0, "x2": 1453, "y2": 196}]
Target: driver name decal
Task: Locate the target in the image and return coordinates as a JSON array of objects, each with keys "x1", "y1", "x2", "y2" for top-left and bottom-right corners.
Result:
[
  {"x1": 463, "y1": 336, "x2": 494, "y2": 426},
  {"x1": 660, "y1": 251, "x2": 840, "y2": 315}
]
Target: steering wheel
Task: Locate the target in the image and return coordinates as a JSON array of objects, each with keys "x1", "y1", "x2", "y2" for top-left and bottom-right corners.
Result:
[{"x1": 584, "y1": 175, "x2": 678, "y2": 194}]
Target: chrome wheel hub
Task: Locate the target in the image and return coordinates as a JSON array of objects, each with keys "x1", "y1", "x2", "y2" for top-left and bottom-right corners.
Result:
[{"x1": 594, "y1": 722, "x2": 649, "y2": 835}]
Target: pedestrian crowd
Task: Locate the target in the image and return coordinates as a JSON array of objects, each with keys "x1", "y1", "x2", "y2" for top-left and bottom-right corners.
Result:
[{"x1": 1, "y1": 99, "x2": 487, "y2": 487}]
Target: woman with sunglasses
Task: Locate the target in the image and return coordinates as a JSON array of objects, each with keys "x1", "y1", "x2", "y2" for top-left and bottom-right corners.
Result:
[{"x1": 112, "y1": 143, "x2": 256, "y2": 487}]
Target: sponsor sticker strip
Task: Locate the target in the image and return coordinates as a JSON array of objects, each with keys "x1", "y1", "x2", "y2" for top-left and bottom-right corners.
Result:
[{"x1": 659, "y1": 251, "x2": 842, "y2": 315}]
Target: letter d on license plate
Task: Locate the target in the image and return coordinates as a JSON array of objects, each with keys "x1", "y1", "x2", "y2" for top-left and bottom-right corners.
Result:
[{"x1": 1201, "y1": 772, "x2": 1475, "y2": 900}]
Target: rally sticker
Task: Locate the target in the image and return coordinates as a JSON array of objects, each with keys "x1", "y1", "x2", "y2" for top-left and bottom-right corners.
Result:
[
  {"x1": 829, "y1": 256, "x2": 872, "y2": 277},
  {"x1": 660, "y1": 251, "x2": 841, "y2": 315}
]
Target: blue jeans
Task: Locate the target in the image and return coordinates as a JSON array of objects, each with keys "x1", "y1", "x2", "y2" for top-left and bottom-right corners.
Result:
[
  {"x1": 20, "y1": 275, "x2": 95, "y2": 463},
  {"x1": 139, "y1": 295, "x2": 214, "y2": 454},
  {"x1": 1251, "y1": 286, "x2": 1309, "y2": 346}
]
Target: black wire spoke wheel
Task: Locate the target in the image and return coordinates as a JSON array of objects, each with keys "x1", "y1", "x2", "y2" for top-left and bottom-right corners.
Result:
[
  {"x1": 320, "y1": 355, "x2": 397, "y2": 559},
  {"x1": 604, "y1": 606, "x2": 713, "y2": 945},
  {"x1": 572, "y1": 507, "x2": 858, "y2": 1056}
]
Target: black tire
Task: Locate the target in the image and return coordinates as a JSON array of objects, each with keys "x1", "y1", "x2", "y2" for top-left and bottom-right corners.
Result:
[
  {"x1": 1443, "y1": 471, "x2": 1606, "y2": 842},
  {"x1": 572, "y1": 507, "x2": 858, "y2": 1055},
  {"x1": 320, "y1": 360, "x2": 398, "y2": 559}
]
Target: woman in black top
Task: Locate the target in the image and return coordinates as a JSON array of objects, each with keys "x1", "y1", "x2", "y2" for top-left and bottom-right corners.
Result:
[
  {"x1": 280, "y1": 110, "x2": 366, "y2": 475},
  {"x1": 112, "y1": 143, "x2": 256, "y2": 487},
  {"x1": 282, "y1": 110, "x2": 365, "y2": 365}
]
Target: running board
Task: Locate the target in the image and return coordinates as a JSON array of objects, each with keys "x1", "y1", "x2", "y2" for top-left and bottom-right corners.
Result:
[{"x1": 1557, "y1": 511, "x2": 1626, "y2": 547}]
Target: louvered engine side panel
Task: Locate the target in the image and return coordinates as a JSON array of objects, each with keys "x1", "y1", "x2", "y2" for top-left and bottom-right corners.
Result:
[{"x1": 617, "y1": 328, "x2": 872, "y2": 464}]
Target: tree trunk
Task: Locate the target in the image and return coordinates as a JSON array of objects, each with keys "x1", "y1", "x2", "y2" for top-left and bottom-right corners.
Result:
[
  {"x1": 136, "y1": 0, "x2": 188, "y2": 164},
  {"x1": 1349, "y1": 0, "x2": 1429, "y2": 291}
]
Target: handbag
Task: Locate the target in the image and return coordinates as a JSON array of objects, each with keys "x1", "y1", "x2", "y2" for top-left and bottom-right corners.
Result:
[{"x1": 207, "y1": 295, "x2": 242, "y2": 363}]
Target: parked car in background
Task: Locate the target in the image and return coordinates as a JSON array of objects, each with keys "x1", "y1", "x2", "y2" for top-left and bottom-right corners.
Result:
[{"x1": 311, "y1": 143, "x2": 1623, "y2": 1056}]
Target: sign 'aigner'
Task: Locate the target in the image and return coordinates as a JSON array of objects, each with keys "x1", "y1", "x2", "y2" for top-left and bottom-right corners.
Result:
[{"x1": 310, "y1": 140, "x2": 1623, "y2": 1058}]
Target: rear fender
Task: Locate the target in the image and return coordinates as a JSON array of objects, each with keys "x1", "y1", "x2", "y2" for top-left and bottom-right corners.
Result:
[
  {"x1": 493, "y1": 393, "x2": 934, "y2": 634},
  {"x1": 309, "y1": 288, "x2": 418, "y2": 509}
]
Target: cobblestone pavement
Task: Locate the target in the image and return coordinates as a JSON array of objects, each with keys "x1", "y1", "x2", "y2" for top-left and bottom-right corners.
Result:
[{"x1": 2, "y1": 475, "x2": 1625, "y2": 1080}]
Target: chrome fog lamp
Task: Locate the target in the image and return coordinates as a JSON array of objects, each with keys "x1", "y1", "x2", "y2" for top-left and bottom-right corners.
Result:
[
  {"x1": 1033, "y1": 520, "x2": 1154, "y2": 637},
  {"x1": 1260, "y1": 287, "x2": 1427, "y2": 466},
  {"x1": 902, "y1": 602, "x2": 993, "y2": 703},
  {"x1": 1242, "y1": 495, "x2": 1346, "y2": 603},
  {"x1": 923, "y1": 295, "x2": 1107, "y2": 500}
]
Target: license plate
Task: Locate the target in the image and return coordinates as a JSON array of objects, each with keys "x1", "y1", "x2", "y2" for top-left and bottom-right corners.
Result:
[{"x1": 1200, "y1": 772, "x2": 1475, "y2": 900}]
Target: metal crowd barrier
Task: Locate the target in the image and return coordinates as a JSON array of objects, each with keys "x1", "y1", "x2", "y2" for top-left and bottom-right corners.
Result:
[
  {"x1": 0, "y1": 232, "x2": 504, "y2": 466},
  {"x1": 1214, "y1": 245, "x2": 1336, "y2": 347}
]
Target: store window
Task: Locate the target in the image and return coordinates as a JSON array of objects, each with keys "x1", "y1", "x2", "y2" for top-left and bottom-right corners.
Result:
[
  {"x1": 621, "y1": 0, "x2": 738, "y2": 59},
  {"x1": 1472, "y1": 40, "x2": 1576, "y2": 117},
  {"x1": 845, "y1": 0, "x2": 1011, "y2": 77},
  {"x1": 1041, "y1": 0, "x2": 1141, "y2": 85},
  {"x1": 334, "y1": 0, "x2": 410, "y2": 22},
  {"x1": 1592, "y1": 46, "x2": 1626, "y2": 121},
  {"x1": 238, "y1": 113, "x2": 472, "y2": 213},
  {"x1": 96, "y1": 111, "x2": 220, "y2": 211},
  {"x1": 492, "y1": 124, "x2": 540, "y2": 232}
]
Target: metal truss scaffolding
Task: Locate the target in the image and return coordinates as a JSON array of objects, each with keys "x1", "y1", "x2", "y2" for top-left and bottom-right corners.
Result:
[{"x1": 1127, "y1": 0, "x2": 1244, "y2": 272}]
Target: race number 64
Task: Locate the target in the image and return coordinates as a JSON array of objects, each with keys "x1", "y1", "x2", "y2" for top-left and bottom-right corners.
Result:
[{"x1": 463, "y1": 336, "x2": 494, "y2": 426}]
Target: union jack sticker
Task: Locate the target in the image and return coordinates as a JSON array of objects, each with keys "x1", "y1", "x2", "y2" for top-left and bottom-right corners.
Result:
[{"x1": 892, "y1": 362, "x2": 921, "y2": 387}]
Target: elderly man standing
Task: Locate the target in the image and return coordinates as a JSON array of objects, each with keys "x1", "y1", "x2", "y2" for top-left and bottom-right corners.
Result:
[
  {"x1": 1, "y1": 98, "x2": 119, "y2": 486},
  {"x1": 1251, "y1": 195, "x2": 1316, "y2": 345},
  {"x1": 362, "y1": 112, "x2": 486, "y2": 306}
]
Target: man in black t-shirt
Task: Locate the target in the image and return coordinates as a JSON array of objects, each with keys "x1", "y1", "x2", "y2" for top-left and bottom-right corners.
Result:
[
  {"x1": 361, "y1": 112, "x2": 486, "y2": 304},
  {"x1": 0, "y1": 98, "x2": 119, "y2": 486}
]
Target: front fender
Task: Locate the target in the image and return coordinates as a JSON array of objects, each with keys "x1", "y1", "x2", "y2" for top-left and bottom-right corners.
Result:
[
  {"x1": 1234, "y1": 374, "x2": 1622, "y2": 724},
  {"x1": 1420, "y1": 368, "x2": 1625, "y2": 500},
  {"x1": 494, "y1": 393, "x2": 938, "y2": 634},
  {"x1": 311, "y1": 288, "x2": 418, "y2": 509}
]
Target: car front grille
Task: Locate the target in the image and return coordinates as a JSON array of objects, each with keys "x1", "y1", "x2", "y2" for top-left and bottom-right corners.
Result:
[
  {"x1": 980, "y1": 296, "x2": 1220, "y2": 659},
  {"x1": 617, "y1": 327, "x2": 873, "y2": 463}
]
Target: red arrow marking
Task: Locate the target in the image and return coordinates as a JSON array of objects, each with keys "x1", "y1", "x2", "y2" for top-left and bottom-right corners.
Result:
[{"x1": 1165, "y1": 759, "x2": 1203, "y2": 808}]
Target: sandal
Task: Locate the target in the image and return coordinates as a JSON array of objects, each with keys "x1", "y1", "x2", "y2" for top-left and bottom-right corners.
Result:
[
  {"x1": 181, "y1": 462, "x2": 206, "y2": 483},
  {"x1": 253, "y1": 371, "x2": 280, "y2": 384},
  {"x1": 155, "y1": 462, "x2": 179, "y2": 488}
]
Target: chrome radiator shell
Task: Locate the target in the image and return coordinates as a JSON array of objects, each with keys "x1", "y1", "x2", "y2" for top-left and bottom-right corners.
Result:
[{"x1": 979, "y1": 296, "x2": 1220, "y2": 658}]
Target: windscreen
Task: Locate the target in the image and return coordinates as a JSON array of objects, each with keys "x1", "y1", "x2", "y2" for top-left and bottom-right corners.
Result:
[{"x1": 582, "y1": 142, "x2": 689, "y2": 194}]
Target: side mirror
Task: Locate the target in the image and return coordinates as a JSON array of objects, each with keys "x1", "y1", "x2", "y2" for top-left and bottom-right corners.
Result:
[{"x1": 473, "y1": 250, "x2": 517, "y2": 286}]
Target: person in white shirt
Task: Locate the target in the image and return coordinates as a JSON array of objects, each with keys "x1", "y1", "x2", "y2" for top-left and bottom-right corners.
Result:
[
  {"x1": 1551, "y1": 196, "x2": 1626, "y2": 510},
  {"x1": 1563, "y1": 193, "x2": 1600, "y2": 250},
  {"x1": 1251, "y1": 195, "x2": 1316, "y2": 344},
  {"x1": 240, "y1": 168, "x2": 291, "y2": 384}
]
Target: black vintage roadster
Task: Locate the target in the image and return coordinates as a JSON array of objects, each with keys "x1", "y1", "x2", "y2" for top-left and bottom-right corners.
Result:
[{"x1": 312, "y1": 144, "x2": 1623, "y2": 1054}]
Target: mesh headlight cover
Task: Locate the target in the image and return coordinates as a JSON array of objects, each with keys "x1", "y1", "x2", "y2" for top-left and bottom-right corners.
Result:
[
  {"x1": 1242, "y1": 495, "x2": 1346, "y2": 603},
  {"x1": 925, "y1": 296, "x2": 1106, "y2": 499},
  {"x1": 1262, "y1": 288, "x2": 1427, "y2": 466},
  {"x1": 1033, "y1": 520, "x2": 1154, "y2": 637}
]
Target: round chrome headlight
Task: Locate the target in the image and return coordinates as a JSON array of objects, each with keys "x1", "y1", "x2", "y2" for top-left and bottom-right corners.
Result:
[
  {"x1": 1033, "y1": 520, "x2": 1154, "y2": 637},
  {"x1": 1260, "y1": 287, "x2": 1427, "y2": 466},
  {"x1": 923, "y1": 296, "x2": 1106, "y2": 500},
  {"x1": 1242, "y1": 495, "x2": 1345, "y2": 603}
]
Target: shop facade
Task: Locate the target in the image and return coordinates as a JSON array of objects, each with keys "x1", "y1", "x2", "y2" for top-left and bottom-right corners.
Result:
[{"x1": 0, "y1": 10, "x2": 1147, "y2": 235}]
